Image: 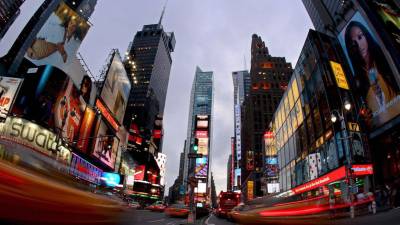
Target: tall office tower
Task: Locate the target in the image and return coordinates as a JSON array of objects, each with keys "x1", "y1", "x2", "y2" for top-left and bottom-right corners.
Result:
[
  {"x1": 241, "y1": 34, "x2": 292, "y2": 200},
  {"x1": 124, "y1": 6, "x2": 176, "y2": 154},
  {"x1": 232, "y1": 70, "x2": 250, "y2": 191},
  {"x1": 182, "y1": 66, "x2": 214, "y2": 205},
  {"x1": 0, "y1": 0, "x2": 24, "y2": 38},
  {"x1": 301, "y1": 0, "x2": 356, "y2": 36}
]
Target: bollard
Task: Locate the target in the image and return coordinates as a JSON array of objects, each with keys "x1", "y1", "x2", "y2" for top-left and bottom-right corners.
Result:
[
  {"x1": 350, "y1": 205, "x2": 355, "y2": 219},
  {"x1": 372, "y1": 201, "x2": 376, "y2": 214}
]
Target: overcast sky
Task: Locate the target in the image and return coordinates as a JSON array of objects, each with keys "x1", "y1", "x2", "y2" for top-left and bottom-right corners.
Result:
[{"x1": 79, "y1": 0, "x2": 314, "y2": 194}]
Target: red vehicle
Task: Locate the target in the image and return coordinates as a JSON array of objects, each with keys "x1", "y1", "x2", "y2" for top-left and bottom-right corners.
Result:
[{"x1": 216, "y1": 191, "x2": 240, "y2": 218}]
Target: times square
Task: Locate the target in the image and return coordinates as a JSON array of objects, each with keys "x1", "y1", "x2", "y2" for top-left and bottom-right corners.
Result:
[{"x1": 1, "y1": 0, "x2": 400, "y2": 225}]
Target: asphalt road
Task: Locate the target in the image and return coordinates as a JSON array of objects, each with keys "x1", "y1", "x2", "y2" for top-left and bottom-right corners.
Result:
[
  {"x1": 203, "y1": 214, "x2": 237, "y2": 225},
  {"x1": 121, "y1": 210, "x2": 189, "y2": 225}
]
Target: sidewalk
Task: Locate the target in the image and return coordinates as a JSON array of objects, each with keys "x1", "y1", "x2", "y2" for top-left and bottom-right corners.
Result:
[{"x1": 332, "y1": 208, "x2": 400, "y2": 225}]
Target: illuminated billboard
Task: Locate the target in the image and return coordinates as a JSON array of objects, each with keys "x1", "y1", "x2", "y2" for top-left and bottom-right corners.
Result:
[
  {"x1": 100, "y1": 53, "x2": 131, "y2": 123},
  {"x1": 197, "y1": 138, "x2": 208, "y2": 155},
  {"x1": 0, "y1": 77, "x2": 23, "y2": 119},
  {"x1": 366, "y1": 0, "x2": 400, "y2": 54},
  {"x1": 338, "y1": 12, "x2": 400, "y2": 129},
  {"x1": 134, "y1": 165, "x2": 146, "y2": 181},
  {"x1": 195, "y1": 157, "x2": 208, "y2": 178},
  {"x1": 76, "y1": 107, "x2": 95, "y2": 153},
  {"x1": 91, "y1": 120, "x2": 120, "y2": 169},
  {"x1": 25, "y1": 2, "x2": 90, "y2": 74},
  {"x1": 196, "y1": 120, "x2": 208, "y2": 129},
  {"x1": 195, "y1": 182, "x2": 207, "y2": 193},
  {"x1": 70, "y1": 153, "x2": 102, "y2": 184},
  {"x1": 101, "y1": 172, "x2": 121, "y2": 187},
  {"x1": 12, "y1": 65, "x2": 84, "y2": 142}
]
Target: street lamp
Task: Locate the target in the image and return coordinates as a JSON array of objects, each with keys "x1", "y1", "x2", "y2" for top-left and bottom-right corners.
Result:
[{"x1": 330, "y1": 100, "x2": 356, "y2": 218}]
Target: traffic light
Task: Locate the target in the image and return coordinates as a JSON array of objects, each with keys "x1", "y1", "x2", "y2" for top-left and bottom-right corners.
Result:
[{"x1": 193, "y1": 138, "x2": 199, "y2": 151}]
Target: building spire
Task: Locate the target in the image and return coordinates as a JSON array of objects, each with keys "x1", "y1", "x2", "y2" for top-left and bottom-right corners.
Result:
[{"x1": 158, "y1": 0, "x2": 168, "y2": 26}]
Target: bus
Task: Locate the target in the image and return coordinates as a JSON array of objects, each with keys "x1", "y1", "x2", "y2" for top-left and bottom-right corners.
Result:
[{"x1": 216, "y1": 191, "x2": 241, "y2": 217}]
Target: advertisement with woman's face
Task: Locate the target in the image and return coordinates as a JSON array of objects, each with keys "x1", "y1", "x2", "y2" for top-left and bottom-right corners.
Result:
[
  {"x1": 11, "y1": 65, "x2": 84, "y2": 142},
  {"x1": 338, "y1": 12, "x2": 400, "y2": 129},
  {"x1": 100, "y1": 53, "x2": 131, "y2": 123},
  {"x1": 25, "y1": 2, "x2": 90, "y2": 73}
]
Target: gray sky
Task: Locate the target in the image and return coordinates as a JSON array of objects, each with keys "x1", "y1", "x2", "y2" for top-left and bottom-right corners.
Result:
[{"x1": 79, "y1": 0, "x2": 313, "y2": 194}]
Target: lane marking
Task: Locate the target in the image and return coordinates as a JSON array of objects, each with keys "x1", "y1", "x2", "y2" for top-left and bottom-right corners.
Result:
[
  {"x1": 205, "y1": 214, "x2": 214, "y2": 225},
  {"x1": 166, "y1": 222, "x2": 175, "y2": 225},
  {"x1": 148, "y1": 218, "x2": 165, "y2": 223}
]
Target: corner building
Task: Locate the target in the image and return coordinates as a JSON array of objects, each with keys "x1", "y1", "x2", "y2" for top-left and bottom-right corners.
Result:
[
  {"x1": 241, "y1": 34, "x2": 292, "y2": 200},
  {"x1": 303, "y1": 0, "x2": 400, "y2": 194},
  {"x1": 271, "y1": 30, "x2": 372, "y2": 201}
]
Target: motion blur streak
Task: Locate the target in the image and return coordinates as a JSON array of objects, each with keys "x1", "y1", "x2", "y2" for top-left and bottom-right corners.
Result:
[{"x1": 0, "y1": 160, "x2": 128, "y2": 225}]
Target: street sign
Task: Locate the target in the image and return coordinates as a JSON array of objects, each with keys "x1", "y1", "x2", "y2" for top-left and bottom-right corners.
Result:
[
  {"x1": 347, "y1": 122, "x2": 360, "y2": 132},
  {"x1": 188, "y1": 153, "x2": 203, "y2": 158}
]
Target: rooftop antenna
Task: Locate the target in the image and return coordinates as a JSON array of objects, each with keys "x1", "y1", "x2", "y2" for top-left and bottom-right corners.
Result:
[{"x1": 158, "y1": 0, "x2": 168, "y2": 26}]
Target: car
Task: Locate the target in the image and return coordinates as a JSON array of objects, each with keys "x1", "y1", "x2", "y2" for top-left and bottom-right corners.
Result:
[
  {"x1": 227, "y1": 203, "x2": 245, "y2": 222},
  {"x1": 151, "y1": 204, "x2": 166, "y2": 212},
  {"x1": 127, "y1": 201, "x2": 141, "y2": 209},
  {"x1": 164, "y1": 204, "x2": 190, "y2": 218},
  {"x1": 145, "y1": 204, "x2": 155, "y2": 210}
]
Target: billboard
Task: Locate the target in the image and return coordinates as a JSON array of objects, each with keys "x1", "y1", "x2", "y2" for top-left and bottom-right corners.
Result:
[
  {"x1": 338, "y1": 12, "x2": 400, "y2": 129},
  {"x1": 91, "y1": 120, "x2": 120, "y2": 169},
  {"x1": 267, "y1": 183, "x2": 280, "y2": 194},
  {"x1": 134, "y1": 165, "x2": 146, "y2": 181},
  {"x1": 366, "y1": 0, "x2": 400, "y2": 54},
  {"x1": 197, "y1": 138, "x2": 209, "y2": 155},
  {"x1": 12, "y1": 65, "x2": 84, "y2": 142},
  {"x1": 70, "y1": 153, "x2": 102, "y2": 184},
  {"x1": 100, "y1": 53, "x2": 131, "y2": 123},
  {"x1": 195, "y1": 157, "x2": 208, "y2": 178},
  {"x1": 25, "y1": 2, "x2": 90, "y2": 74},
  {"x1": 0, "y1": 77, "x2": 23, "y2": 119},
  {"x1": 234, "y1": 104, "x2": 242, "y2": 161},
  {"x1": 195, "y1": 182, "x2": 207, "y2": 193},
  {"x1": 265, "y1": 156, "x2": 278, "y2": 177},
  {"x1": 0, "y1": 0, "x2": 45, "y2": 57},
  {"x1": 234, "y1": 168, "x2": 241, "y2": 187},
  {"x1": 76, "y1": 107, "x2": 95, "y2": 153}
]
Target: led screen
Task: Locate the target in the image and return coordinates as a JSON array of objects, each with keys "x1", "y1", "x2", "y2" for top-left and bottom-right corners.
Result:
[{"x1": 195, "y1": 157, "x2": 208, "y2": 178}]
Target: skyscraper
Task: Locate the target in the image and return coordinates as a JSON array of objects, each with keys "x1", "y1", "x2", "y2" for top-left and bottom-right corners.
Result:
[
  {"x1": 232, "y1": 70, "x2": 250, "y2": 191},
  {"x1": 241, "y1": 34, "x2": 292, "y2": 200},
  {"x1": 124, "y1": 6, "x2": 175, "y2": 154},
  {"x1": 301, "y1": 0, "x2": 356, "y2": 36},
  {"x1": 182, "y1": 66, "x2": 214, "y2": 205}
]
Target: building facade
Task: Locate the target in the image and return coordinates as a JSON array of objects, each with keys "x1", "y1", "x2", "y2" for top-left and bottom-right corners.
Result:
[
  {"x1": 271, "y1": 30, "x2": 372, "y2": 203},
  {"x1": 182, "y1": 66, "x2": 214, "y2": 207},
  {"x1": 303, "y1": 0, "x2": 400, "y2": 193},
  {"x1": 123, "y1": 14, "x2": 175, "y2": 154},
  {"x1": 232, "y1": 70, "x2": 250, "y2": 191},
  {"x1": 241, "y1": 34, "x2": 292, "y2": 200}
]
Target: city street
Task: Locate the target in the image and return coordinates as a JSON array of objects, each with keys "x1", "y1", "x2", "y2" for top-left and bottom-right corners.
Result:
[
  {"x1": 122, "y1": 210, "x2": 189, "y2": 225},
  {"x1": 124, "y1": 211, "x2": 237, "y2": 225}
]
